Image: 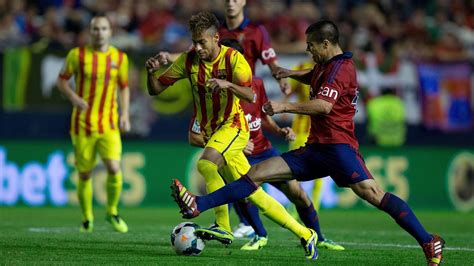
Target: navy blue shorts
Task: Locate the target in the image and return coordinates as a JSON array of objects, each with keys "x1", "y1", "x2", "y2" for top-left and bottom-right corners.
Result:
[
  {"x1": 280, "y1": 143, "x2": 373, "y2": 187},
  {"x1": 247, "y1": 147, "x2": 280, "y2": 165}
]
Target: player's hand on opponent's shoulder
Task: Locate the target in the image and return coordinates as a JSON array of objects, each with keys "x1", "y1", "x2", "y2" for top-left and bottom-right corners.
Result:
[
  {"x1": 119, "y1": 115, "x2": 131, "y2": 132},
  {"x1": 71, "y1": 94, "x2": 89, "y2": 110},
  {"x1": 243, "y1": 140, "x2": 254, "y2": 156},
  {"x1": 279, "y1": 127, "x2": 295, "y2": 142},
  {"x1": 262, "y1": 101, "x2": 285, "y2": 116},
  {"x1": 145, "y1": 54, "x2": 162, "y2": 74}
]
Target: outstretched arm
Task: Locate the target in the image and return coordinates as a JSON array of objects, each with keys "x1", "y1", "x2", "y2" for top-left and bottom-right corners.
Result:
[
  {"x1": 268, "y1": 61, "x2": 292, "y2": 95},
  {"x1": 263, "y1": 99, "x2": 333, "y2": 116},
  {"x1": 146, "y1": 55, "x2": 170, "y2": 96},
  {"x1": 273, "y1": 66, "x2": 313, "y2": 85}
]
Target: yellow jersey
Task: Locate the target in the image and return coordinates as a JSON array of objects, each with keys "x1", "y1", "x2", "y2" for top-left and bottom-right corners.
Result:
[
  {"x1": 288, "y1": 60, "x2": 314, "y2": 135},
  {"x1": 158, "y1": 45, "x2": 252, "y2": 137},
  {"x1": 59, "y1": 45, "x2": 129, "y2": 136}
]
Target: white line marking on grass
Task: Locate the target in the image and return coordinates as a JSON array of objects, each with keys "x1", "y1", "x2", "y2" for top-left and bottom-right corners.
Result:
[
  {"x1": 339, "y1": 241, "x2": 474, "y2": 252},
  {"x1": 28, "y1": 227, "x2": 107, "y2": 233}
]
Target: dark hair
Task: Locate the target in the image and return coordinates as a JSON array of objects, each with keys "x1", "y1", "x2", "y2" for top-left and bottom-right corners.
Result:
[
  {"x1": 220, "y1": 38, "x2": 244, "y2": 54},
  {"x1": 90, "y1": 12, "x2": 111, "y2": 26},
  {"x1": 305, "y1": 20, "x2": 339, "y2": 44},
  {"x1": 189, "y1": 11, "x2": 220, "y2": 36}
]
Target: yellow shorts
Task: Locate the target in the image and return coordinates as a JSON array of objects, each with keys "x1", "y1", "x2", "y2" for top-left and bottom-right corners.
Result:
[
  {"x1": 206, "y1": 125, "x2": 251, "y2": 182},
  {"x1": 71, "y1": 130, "x2": 122, "y2": 172}
]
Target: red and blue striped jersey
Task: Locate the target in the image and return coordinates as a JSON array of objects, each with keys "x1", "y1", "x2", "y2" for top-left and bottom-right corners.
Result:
[{"x1": 307, "y1": 52, "x2": 359, "y2": 149}]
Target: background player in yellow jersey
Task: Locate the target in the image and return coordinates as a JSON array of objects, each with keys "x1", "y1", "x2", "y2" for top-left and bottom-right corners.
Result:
[
  {"x1": 57, "y1": 14, "x2": 130, "y2": 233},
  {"x1": 286, "y1": 58, "x2": 324, "y2": 212},
  {"x1": 147, "y1": 12, "x2": 317, "y2": 253}
]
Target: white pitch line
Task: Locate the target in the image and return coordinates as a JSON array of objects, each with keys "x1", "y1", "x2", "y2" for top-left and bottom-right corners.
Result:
[
  {"x1": 27, "y1": 227, "x2": 474, "y2": 252},
  {"x1": 28, "y1": 227, "x2": 107, "y2": 233},
  {"x1": 339, "y1": 241, "x2": 474, "y2": 252}
]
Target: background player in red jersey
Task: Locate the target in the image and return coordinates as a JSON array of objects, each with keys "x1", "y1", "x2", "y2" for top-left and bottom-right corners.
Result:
[
  {"x1": 158, "y1": 0, "x2": 291, "y2": 95},
  {"x1": 171, "y1": 21, "x2": 445, "y2": 264},
  {"x1": 220, "y1": 0, "x2": 291, "y2": 94}
]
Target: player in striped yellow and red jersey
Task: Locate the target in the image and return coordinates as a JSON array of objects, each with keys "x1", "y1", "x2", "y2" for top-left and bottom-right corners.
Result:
[
  {"x1": 148, "y1": 12, "x2": 316, "y2": 248},
  {"x1": 57, "y1": 14, "x2": 130, "y2": 234}
]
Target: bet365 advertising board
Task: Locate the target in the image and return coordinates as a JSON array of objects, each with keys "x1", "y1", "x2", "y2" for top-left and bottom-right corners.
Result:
[{"x1": 0, "y1": 141, "x2": 472, "y2": 211}]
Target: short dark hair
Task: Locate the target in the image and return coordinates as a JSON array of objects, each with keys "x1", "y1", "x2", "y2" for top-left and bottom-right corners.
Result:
[
  {"x1": 220, "y1": 38, "x2": 244, "y2": 54},
  {"x1": 189, "y1": 11, "x2": 220, "y2": 36},
  {"x1": 90, "y1": 12, "x2": 111, "y2": 26},
  {"x1": 305, "y1": 20, "x2": 339, "y2": 44}
]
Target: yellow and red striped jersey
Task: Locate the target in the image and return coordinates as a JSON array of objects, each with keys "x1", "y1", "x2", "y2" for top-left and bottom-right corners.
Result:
[
  {"x1": 59, "y1": 45, "x2": 128, "y2": 136},
  {"x1": 288, "y1": 60, "x2": 314, "y2": 135},
  {"x1": 158, "y1": 45, "x2": 252, "y2": 137}
]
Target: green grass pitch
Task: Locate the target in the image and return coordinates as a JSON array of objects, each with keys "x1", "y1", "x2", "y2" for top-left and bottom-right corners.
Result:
[{"x1": 1, "y1": 207, "x2": 473, "y2": 265}]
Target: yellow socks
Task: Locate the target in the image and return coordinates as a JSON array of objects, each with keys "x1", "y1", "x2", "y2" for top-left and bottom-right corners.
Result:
[
  {"x1": 77, "y1": 178, "x2": 93, "y2": 222},
  {"x1": 197, "y1": 159, "x2": 231, "y2": 232},
  {"x1": 312, "y1": 179, "x2": 323, "y2": 213},
  {"x1": 249, "y1": 188, "x2": 311, "y2": 240},
  {"x1": 106, "y1": 171, "x2": 123, "y2": 216}
]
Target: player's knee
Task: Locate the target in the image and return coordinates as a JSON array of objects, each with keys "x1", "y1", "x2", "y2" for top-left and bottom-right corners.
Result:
[
  {"x1": 247, "y1": 166, "x2": 264, "y2": 186},
  {"x1": 354, "y1": 184, "x2": 385, "y2": 206},
  {"x1": 107, "y1": 164, "x2": 121, "y2": 175},
  {"x1": 78, "y1": 172, "x2": 92, "y2": 180},
  {"x1": 196, "y1": 159, "x2": 218, "y2": 180}
]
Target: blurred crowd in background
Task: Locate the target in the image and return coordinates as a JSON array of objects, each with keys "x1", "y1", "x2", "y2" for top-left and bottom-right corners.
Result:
[
  {"x1": 0, "y1": 0, "x2": 473, "y2": 145},
  {"x1": 1, "y1": 0, "x2": 473, "y2": 59}
]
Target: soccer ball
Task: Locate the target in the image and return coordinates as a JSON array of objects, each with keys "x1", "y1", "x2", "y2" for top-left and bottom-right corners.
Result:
[{"x1": 170, "y1": 222, "x2": 205, "y2": 256}]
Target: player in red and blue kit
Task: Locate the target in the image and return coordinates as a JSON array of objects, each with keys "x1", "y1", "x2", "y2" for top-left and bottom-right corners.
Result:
[
  {"x1": 172, "y1": 21, "x2": 445, "y2": 264},
  {"x1": 238, "y1": 74, "x2": 343, "y2": 251}
]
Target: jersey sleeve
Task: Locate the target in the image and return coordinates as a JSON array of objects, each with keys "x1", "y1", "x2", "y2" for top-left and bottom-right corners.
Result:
[
  {"x1": 58, "y1": 48, "x2": 78, "y2": 80},
  {"x1": 316, "y1": 64, "x2": 346, "y2": 105},
  {"x1": 157, "y1": 52, "x2": 187, "y2": 86},
  {"x1": 257, "y1": 25, "x2": 277, "y2": 65},
  {"x1": 232, "y1": 51, "x2": 252, "y2": 87},
  {"x1": 118, "y1": 52, "x2": 129, "y2": 89}
]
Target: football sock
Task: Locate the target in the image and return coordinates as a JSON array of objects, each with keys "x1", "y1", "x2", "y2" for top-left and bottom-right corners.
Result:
[
  {"x1": 197, "y1": 159, "x2": 230, "y2": 232},
  {"x1": 233, "y1": 202, "x2": 250, "y2": 226},
  {"x1": 311, "y1": 179, "x2": 323, "y2": 212},
  {"x1": 195, "y1": 175, "x2": 311, "y2": 240},
  {"x1": 296, "y1": 203, "x2": 324, "y2": 241},
  {"x1": 196, "y1": 174, "x2": 258, "y2": 212},
  {"x1": 378, "y1": 192, "x2": 432, "y2": 245},
  {"x1": 249, "y1": 188, "x2": 311, "y2": 240},
  {"x1": 236, "y1": 201, "x2": 267, "y2": 237},
  {"x1": 106, "y1": 171, "x2": 122, "y2": 216},
  {"x1": 77, "y1": 177, "x2": 93, "y2": 222}
]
